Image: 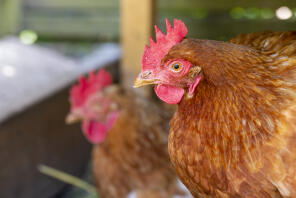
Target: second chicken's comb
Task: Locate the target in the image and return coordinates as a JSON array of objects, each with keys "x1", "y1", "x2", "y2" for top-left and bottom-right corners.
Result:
[
  {"x1": 70, "y1": 69, "x2": 113, "y2": 109},
  {"x1": 142, "y1": 19, "x2": 188, "y2": 71}
]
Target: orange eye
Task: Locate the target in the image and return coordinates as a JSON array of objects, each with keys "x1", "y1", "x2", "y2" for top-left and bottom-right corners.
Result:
[{"x1": 171, "y1": 62, "x2": 183, "y2": 72}]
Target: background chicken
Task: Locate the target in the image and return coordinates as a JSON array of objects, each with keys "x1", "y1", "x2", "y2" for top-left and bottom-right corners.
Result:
[
  {"x1": 134, "y1": 19, "x2": 296, "y2": 197},
  {"x1": 67, "y1": 69, "x2": 191, "y2": 198}
]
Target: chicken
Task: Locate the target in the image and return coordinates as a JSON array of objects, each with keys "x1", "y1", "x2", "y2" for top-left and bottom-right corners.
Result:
[
  {"x1": 134, "y1": 19, "x2": 296, "y2": 198},
  {"x1": 66, "y1": 69, "x2": 191, "y2": 198}
]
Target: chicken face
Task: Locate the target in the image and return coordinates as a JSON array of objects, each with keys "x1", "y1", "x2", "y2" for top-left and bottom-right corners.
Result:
[
  {"x1": 134, "y1": 19, "x2": 202, "y2": 104},
  {"x1": 67, "y1": 69, "x2": 119, "y2": 144},
  {"x1": 137, "y1": 58, "x2": 202, "y2": 104}
]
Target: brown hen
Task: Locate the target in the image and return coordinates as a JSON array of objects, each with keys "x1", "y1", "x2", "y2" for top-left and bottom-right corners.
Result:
[
  {"x1": 67, "y1": 70, "x2": 191, "y2": 198},
  {"x1": 134, "y1": 19, "x2": 296, "y2": 198}
]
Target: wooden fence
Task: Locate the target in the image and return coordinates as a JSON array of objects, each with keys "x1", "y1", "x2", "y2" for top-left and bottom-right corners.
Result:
[{"x1": 1, "y1": 0, "x2": 296, "y2": 40}]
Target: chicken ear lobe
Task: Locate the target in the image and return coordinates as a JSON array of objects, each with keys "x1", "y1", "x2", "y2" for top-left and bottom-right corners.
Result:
[
  {"x1": 106, "y1": 111, "x2": 119, "y2": 131},
  {"x1": 188, "y1": 76, "x2": 202, "y2": 97}
]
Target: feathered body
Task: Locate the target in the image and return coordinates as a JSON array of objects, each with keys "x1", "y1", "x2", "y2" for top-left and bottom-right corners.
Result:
[
  {"x1": 92, "y1": 86, "x2": 180, "y2": 198},
  {"x1": 67, "y1": 70, "x2": 191, "y2": 198},
  {"x1": 135, "y1": 19, "x2": 296, "y2": 198},
  {"x1": 168, "y1": 33, "x2": 296, "y2": 197}
]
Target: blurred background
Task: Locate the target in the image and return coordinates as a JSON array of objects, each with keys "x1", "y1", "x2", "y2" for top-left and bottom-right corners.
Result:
[
  {"x1": 2, "y1": 0, "x2": 296, "y2": 42},
  {"x1": 0, "y1": 0, "x2": 296, "y2": 198}
]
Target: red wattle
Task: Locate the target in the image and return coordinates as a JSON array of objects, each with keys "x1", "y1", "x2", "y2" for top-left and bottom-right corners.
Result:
[
  {"x1": 82, "y1": 111, "x2": 119, "y2": 144},
  {"x1": 154, "y1": 84, "x2": 185, "y2": 104},
  {"x1": 82, "y1": 121, "x2": 108, "y2": 144}
]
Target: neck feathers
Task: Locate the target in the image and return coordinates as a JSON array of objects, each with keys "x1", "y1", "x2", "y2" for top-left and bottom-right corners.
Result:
[
  {"x1": 169, "y1": 38, "x2": 296, "y2": 168},
  {"x1": 173, "y1": 78, "x2": 285, "y2": 169}
]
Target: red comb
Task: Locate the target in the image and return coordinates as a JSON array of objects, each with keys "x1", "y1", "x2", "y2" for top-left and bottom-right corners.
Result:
[
  {"x1": 142, "y1": 19, "x2": 188, "y2": 71},
  {"x1": 70, "y1": 69, "x2": 112, "y2": 109}
]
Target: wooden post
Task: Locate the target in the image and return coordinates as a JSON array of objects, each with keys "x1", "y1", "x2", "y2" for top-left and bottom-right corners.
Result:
[
  {"x1": 0, "y1": 0, "x2": 21, "y2": 37},
  {"x1": 120, "y1": 0, "x2": 156, "y2": 94}
]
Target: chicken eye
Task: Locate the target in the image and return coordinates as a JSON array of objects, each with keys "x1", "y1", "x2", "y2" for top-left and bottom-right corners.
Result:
[{"x1": 170, "y1": 62, "x2": 183, "y2": 72}]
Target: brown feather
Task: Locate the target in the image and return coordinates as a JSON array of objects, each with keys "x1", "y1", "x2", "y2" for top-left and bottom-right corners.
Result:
[
  {"x1": 92, "y1": 86, "x2": 189, "y2": 198},
  {"x1": 165, "y1": 32, "x2": 296, "y2": 197}
]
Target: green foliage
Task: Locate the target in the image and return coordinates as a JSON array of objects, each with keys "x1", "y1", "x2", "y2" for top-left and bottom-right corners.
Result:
[
  {"x1": 244, "y1": 7, "x2": 261, "y2": 19},
  {"x1": 261, "y1": 8, "x2": 274, "y2": 19},
  {"x1": 19, "y1": 30, "x2": 38, "y2": 45},
  {"x1": 230, "y1": 7, "x2": 245, "y2": 19}
]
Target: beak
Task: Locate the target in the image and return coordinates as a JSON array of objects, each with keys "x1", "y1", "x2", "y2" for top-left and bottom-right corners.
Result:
[
  {"x1": 133, "y1": 72, "x2": 158, "y2": 88},
  {"x1": 65, "y1": 113, "x2": 82, "y2": 124},
  {"x1": 133, "y1": 78, "x2": 158, "y2": 88}
]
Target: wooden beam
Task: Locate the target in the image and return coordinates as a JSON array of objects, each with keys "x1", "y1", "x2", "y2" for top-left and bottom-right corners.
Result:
[{"x1": 120, "y1": 0, "x2": 156, "y2": 92}]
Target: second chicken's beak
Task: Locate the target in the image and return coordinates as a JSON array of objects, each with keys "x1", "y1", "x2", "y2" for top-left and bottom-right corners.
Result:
[
  {"x1": 65, "y1": 113, "x2": 82, "y2": 124},
  {"x1": 133, "y1": 72, "x2": 158, "y2": 88}
]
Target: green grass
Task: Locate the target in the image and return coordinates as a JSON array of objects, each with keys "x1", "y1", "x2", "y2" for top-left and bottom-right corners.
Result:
[{"x1": 38, "y1": 164, "x2": 99, "y2": 198}]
